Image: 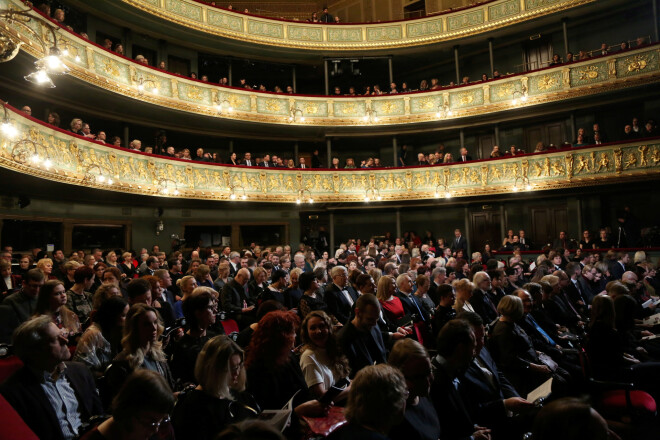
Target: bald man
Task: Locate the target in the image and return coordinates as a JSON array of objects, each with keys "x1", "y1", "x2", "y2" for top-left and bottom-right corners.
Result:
[{"x1": 220, "y1": 267, "x2": 255, "y2": 329}]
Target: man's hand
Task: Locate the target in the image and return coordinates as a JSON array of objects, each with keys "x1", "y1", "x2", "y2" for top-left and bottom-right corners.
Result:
[
  {"x1": 241, "y1": 305, "x2": 255, "y2": 313},
  {"x1": 503, "y1": 397, "x2": 534, "y2": 412}
]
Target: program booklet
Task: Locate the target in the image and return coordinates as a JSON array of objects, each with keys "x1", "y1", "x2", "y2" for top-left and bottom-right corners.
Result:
[{"x1": 258, "y1": 390, "x2": 299, "y2": 432}]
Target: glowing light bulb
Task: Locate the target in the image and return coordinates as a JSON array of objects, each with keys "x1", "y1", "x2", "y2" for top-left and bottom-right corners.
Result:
[
  {"x1": 513, "y1": 185, "x2": 519, "y2": 192},
  {"x1": 241, "y1": 195, "x2": 247, "y2": 200},
  {"x1": 525, "y1": 184, "x2": 532, "y2": 190},
  {"x1": 1, "y1": 122, "x2": 18, "y2": 138},
  {"x1": 43, "y1": 159, "x2": 52, "y2": 168},
  {"x1": 308, "y1": 198, "x2": 314, "y2": 203},
  {"x1": 445, "y1": 191, "x2": 451, "y2": 198},
  {"x1": 107, "y1": 178, "x2": 114, "y2": 185},
  {"x1": 151, "y1": 87, "x2": 159, "y2": 94},
  {"x1": 447, "y1": 110, "x2": 453, "y2": 116},
  {"x1": 31, "y1": 154, "x2": 40, "y2": 163},
  {"x1": 434, "y1": 192, "x2": 440, "y2": 198},
  {"x1": 230, "y1": 193, "x2": 236, "y2": 200},
  {"x1": 173, "y1": 189, "x2": 179, "y2": 195},
  {"x1": 97, "y1": 175, "x2": 105, "y2": 183},
  {"x1": 296, "y1": 199, "x2": 301, "y2": 204},
  {"x1": 364, "y1": 196, "x2": 370, "y2": 202}
]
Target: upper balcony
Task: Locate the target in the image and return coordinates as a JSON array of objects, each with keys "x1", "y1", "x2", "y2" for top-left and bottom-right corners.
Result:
[
  {"x1": 3, "y1": 2, "x2": 658, "y2": 137},
  {"x1": 65, "y1": 0, "x2": 600, "y2": 59}
]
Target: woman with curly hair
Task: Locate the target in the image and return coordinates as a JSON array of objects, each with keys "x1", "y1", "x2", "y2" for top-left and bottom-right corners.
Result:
[
  {"x1": 34, "y1": 279, "x2": 80, "y2": 340},
  {"x1": 299, "y1": 310, "x2": 350, "y2": 400}
]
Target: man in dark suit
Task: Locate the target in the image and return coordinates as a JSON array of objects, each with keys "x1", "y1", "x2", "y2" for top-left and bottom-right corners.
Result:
[
  {"x1": 552, "y1": 231, "x2": 571, "y2": 250},
  {"x1": 430, "y1": 319, "x2": 492, "y2": 440},
  {"x1": 450, "y1": 228, "x2": 468, "y2": 257},
  {"x1": 610, "y1": 252, "x2": 629, "y2": 280},
  {"x1": 319, "y1": 6, "x2": 334, "y2": 23},
  {"x1": 470, "y1": 272, "x2": 498, "y2": 325},
  {"x1": 2, "y1": 268, "x2": 44, "y2": 329},
  {"x1": 458, "y1": 312, "x2": 533, "y2": 437},
  {"x1": 324, "y1": 266, "x2": 358, "y2": 325},
  {"x1": 395, "y1": 273, "x2": 428, "y2": 322},
  {"x1": 242, "y1": 152, "x2": 254, "y2": 166},
  {"x1": 220, "y1": 268, "x2": 255, "y2": 329},
  {"x1": 458, "y1": 147, "x2": 473, "y2": 162},
  {"x1": 258, "y1": 154, "x2": 273, "y2": 168},
  {"x1": 228, "y1": 251, "x2": 241, "y2": 277},
  {"x1": 338, "y1": 293, "x2": 387, "y2": 378},
  {"x1": 298, "y1": 157, "x2": 309, "y2": 169},
  {"x1": 0, "y1": 316, "x2": 102, "y2": 440}
]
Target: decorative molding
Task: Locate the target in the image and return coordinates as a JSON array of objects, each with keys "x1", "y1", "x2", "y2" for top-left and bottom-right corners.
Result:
[
  {"x1": 1, "y1": 107, "x2": 659, "y2": 204},
  {"x1": 113, "y1": 0, "x2": 595, "y2": 50}
]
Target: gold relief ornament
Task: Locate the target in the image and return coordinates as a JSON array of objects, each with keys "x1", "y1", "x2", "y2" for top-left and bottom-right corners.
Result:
[
  {"x1": 418, "y1": 98, "x2": 434, "y2": 110},
  {"x1": 101, "y1": 59, "x2": 120, "y2": 77},
  {"x1": 304, "y1": 103, "x2": 318, "y2": 115},
  {"x1": 578, "y1": 66, "x2": 599, "y2": 81},
  {"x1": 265, "y1": 99, "x2": 281, "y2": 112},
  {"x1": 638, "y1": 145, "x2": 649, "y2": 166},
  {"x1": 652, "y1": 147, "x2": 660, "y2": 165},
  {"x1": 537, "y1": 75, "x2": 558, "y2": 91},
  {"x1": 489, "y1": 165, "x2": 502, "y2": 181},
  {"x1": 186, "y1": 86, "x2": 203, "y2": 101},
  {"x1": 339, "y1": 103, "x2": 357, "y2": 115},
  {"x1": 596, "y1": 152, "x2": 610, "y2": 172},
  {"x1": 627, "y1": 55, "x2": 648, "y2": 72},
  {"x1": 564, "y1": 154, "x2": 574, "y2": 179},
  {"x1": 551, "y1": 160, "x2": 564, "y2": 176},
  {"x1": 624, "y1": 152, "x2": 637, "y2": 169},
  {"x1": 480, "y1": 165, "x2": 489, "y2": 186},
  {"x1": 495, "y1": 84, "x2": 514, "y2": 98},
  {"x1": 575, "y1": 155, "x2": 589, "y2": 174},
  {"x1": 405, "y1": 171, "x2": 413, "y2": 190},
  {"x1": 613, "y1": 148, "x2": 623, "y2": 173},
  {"x1": 458, "y1": 92, "x2": 474, "y2": 105},
  {"x1": 380, "y1": 101, "x2": 397, "y2": 115}
]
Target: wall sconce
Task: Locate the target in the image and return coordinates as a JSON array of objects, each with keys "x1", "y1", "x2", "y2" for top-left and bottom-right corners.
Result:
[
  {"x1": 288, "y1": 106, "x2": 304, "y2": 123},
  {"x1": 157, "y1": 178, "x2": 180, "y2": 196},
  {"x1": 435, "y1": 101, "x2": 453, "y2": 118},
  {"x1": 362, "y1": 108, "x2": 378, "y2": 123},
  {"x1": 434, "y1": 183, "x2": 452, "y2": 198},
  {"x1": 511, "y1": 85, "x2": 528, "y2": 105},
  {"x1": 133, "y1": 75, "x2": 158, "y2": 95},
  {"x1": 295, "y1": 188, "x2": 314, "y2": 204},
  {"x1": 82, "y1": 163, "x2": 114, "y2": 186},
  {"x1": 227, "y1": 183, "x2": 247, "y2": 200},
  {"x1": 363, "y1": 187, "x2": 382, "y2": 202},
  {"x1": 1, "y1": 101, "x2": 18, "y2": 139},
  {"x1": 214, "y1": 98, "x2": 233, "y2": 114},
  {"x1": 0, "y1": 7, "x2": 69, "y2": 87},
  {"x1": 512, "y1": 175, "x2": 532, "y2": 192}
]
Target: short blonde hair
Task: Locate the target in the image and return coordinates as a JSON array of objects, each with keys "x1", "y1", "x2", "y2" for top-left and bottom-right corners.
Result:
[
  {"x1": 37, "y1": 258, "x2": 53, "y2": 270},
  {"x1": 497, "y1": 294, "x2": 523, "y2": 320},
  {"x1": 452, "y1": 278, "x2": 474, "y2": 295}
]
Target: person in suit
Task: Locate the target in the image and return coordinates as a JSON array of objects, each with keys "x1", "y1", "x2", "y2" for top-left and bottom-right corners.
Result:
[
  {"x1": 258, "y1": 154, "x2": 272, "y2": 167},
  {"x1": 319, "y1": 6, "x2": 334, "y2": 23},
  {"x1": 458, "y1": 312, "x2": 534, "y2": 438},
  {"x1": 338, "y1": 294, "x2": 387, "y2": 378},
  {"x1": 228, "y1": 251, "x2": 241, "y2": 277},
  {"x1": 0, "y1": 260, "x2": 23, "y2": 297},
  {"x1": 242, "y1": 152, "x2": 254, "y2": 166},
  {"x1": 0, "y1": 315, "x2": 102, "y2": 440},
  {"x1": 610, "y1": 252, "x2": 629, "y2": 280},
  {"x1": 552, "y1": 231, "x2": 572, "y2": 250},
  {"x1": 450, "y1": 228, "x2": 468, "y2": 257},
  {"x1": 470, "y1": 272, "x2": 499, "y2": 325},
  {"x1": 324, "y1": 266, "x2": 358, "y2": 325},
  {"x1": 395, "y1": 273, "x2": 428, "y2": 322},
  {"x1": 298, "y1": 157, "x2": 308, "y2": 169},
  {"x1": 2, "y1": 268, "x2": 44, "y2": 328},
  {"x1": 220, "y1": 268, "x2": 255, "y2": 329},
  {"x1": 430, "y1": 319, "x2": 492, "y2": 440},
  {"x1": 458, "y1": 147, "x2": 473, "y2": 162}
]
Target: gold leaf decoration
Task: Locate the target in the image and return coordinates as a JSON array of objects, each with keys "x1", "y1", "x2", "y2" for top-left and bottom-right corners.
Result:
[
  {"x1": 458, "y1": 93, "x2": 474, "y2": 105},
  {"x1": 537, "y1": 75, "x2": 558, "y2": 91},
  {"x1": 187, "y1": 86, "x2": 203, "y2": 100},
  {"x1": 265, "y1": 99, "x2": 281, "y2": 112},
  {"x1": 627, "y1": 55, "x2": 648, "y2": 72},
  {"x1": 102, "y1": 60, "x2": 120, "y2": 77},
  {"x1": 340, "y1": 103, "x2": 357, "y2": 115},
  {"x1": 418, "y1": 98, "x2": 434, "y2": 110},
  {"x1": 578, "y1": 66, "x2": 599, "y2": 80}
]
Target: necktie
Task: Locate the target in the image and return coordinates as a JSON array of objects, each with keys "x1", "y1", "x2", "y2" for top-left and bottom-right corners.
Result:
[
  {"x1": 301, "y1": 164, "x2": 305, "y2": 168},
  {"x1": 528, "y1": 315, "x2": 555, "y2": 345},
  {"x1": 573, "y1": 280, "x2": 586, "y2": 303},
  {"x1": 341, "y1": 289, "x2": 354, "y2": 306},
  {"x1": 408, "y1": 294, "x2": 426, "y2": 321},
  {"x1": 562, "y1": 292, "x2": 580, "y2": 317}
]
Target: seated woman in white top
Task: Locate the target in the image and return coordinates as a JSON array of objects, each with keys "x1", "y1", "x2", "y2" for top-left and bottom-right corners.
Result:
[{"x1": 299, "y1": 310, "x2": 351, "y2": 401}]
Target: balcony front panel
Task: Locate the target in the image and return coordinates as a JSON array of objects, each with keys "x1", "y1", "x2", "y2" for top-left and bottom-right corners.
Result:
[
  {"x1": 1, "y1": 107, "x2": 659, "y2": 204},
  {"x1": 117, "y1": 0, "x2": 594, "y2": 50}
]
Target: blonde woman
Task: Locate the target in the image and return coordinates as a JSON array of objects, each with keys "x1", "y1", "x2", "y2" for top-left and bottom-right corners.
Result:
[
  {"x1": 453, "y1": 278, "x2": 475, "y2": 312},
  {"x1": 174, "y1": 275, "x2": 198, "y2": 319},
  {"x1": 172, "y1": 336, "x2": 259, "y2": 440},
  {"x1": 108, "y1": 303, "x2": 175, "y2": 394},
  {"x1": 377, "y1": 275, "x2": 404, "y2": 323},
  {"x1": 37, "y1": 258, "x2": 57, "y2": 280}
]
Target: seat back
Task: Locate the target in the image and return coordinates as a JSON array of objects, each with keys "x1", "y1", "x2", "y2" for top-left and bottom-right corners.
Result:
[
  {"x1": 0, "y1": 355, "x2": 23, "y2": 384},
  {"x1": 0, "y1": 394, "x2": 38, "y2": 439}
]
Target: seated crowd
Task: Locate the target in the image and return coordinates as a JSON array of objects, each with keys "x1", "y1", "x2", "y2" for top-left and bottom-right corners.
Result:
[
  {"x1": 18, "y1": 104, "x2": 657, "y2": 169},
  {"x1": 30, "y1": 2, "x2": 651, "y2": 96},
  {"x1": 0, "y1": 220, "x2": 659, "y2": 439}
]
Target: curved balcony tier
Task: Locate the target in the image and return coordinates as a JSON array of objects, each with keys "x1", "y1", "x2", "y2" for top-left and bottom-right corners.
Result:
[
  {"x1": 4, "y1": 9, "x2": 660, "y2": 131},
  {"x1": 1, "y1": 105, "x2": 659, "y2": 204},
  {"x1": 71, "y1": 0, "x2": 595, "y2": 54}
]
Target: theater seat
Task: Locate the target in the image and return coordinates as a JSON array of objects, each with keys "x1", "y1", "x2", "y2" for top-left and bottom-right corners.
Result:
[
  {"x1": 0, "y1": 356, "x2": 23, "y2": 384},
  {"x1": 598, "y1": 389, "x2": 657, "y2": 417},
  {"x1": 0, "y1": 394, "x2": 38, "y2": 439},
  {"x1": 220, "y1": 319, "x2": 239, "y2": 336}
]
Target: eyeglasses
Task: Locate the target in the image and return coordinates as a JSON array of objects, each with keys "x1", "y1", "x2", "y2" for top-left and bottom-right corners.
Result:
[{"x1": 140, "y1": 415, "x2": 170, "y2": 430}]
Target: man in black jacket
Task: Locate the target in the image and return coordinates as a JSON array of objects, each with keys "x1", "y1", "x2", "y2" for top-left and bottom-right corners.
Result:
[
  {"x1": 324, "y1": 265, "x2": 358, "y2": 325},
  {"x1": 0, "y1": 315, "x2": 102, "y2": 440}
]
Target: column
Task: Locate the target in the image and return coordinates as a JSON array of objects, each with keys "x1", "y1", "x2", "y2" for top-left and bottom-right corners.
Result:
[
  {"x1": 395, "y1": 209, "x2": 402, "y2": 239},
  {"x1": 454, "y1": 45, "x2": 460, "y2": 84},
  {"x1": 158, "y1": 39, "x2": 167, "y2": 68},
  {"x1": 569, "y1": 113, "x2": 576, "y2": 142},
  {"x1": 463, "y1": 206, "x2": 470, "y2": 256},
  {"x1": 562, "y1": 19, "x2": 569, "y2": 56},
  {"x1": 228, "y1": 60, "x2": 233, "y2": 87},
  {"x1": 392, "y1": 137, "x2": 398, "y2": 167},
  {"x1": 576, "y1": 198, "x2": 583, "y2": 239},
  {"x1": 488, "y1": 38, "x2": 494, "y2": 77},
  {"x1": 123, "y1": 126, "x2": 130, "y2": 150},
  {"x1": 654, "y1": 0, "x2": 659, "y2": 43},
  {"x1": 499, "y1": 205, "x2": 506, "y2": 241},
  {"x1": 329, "y1": 212, "x2": 335, "y2": 253},
  {"x1": 388, "y1": 57, "x2": 394, "y2": 84},
  {"x1": 292, "y1": 66, "x2": 297, "y2": 93},
  {"x1": 459, "y1": 128, "x2": 465, "y2": 150},
  {"x1": 123, "y1": 28, "x2": 133, "y2": 59},
  {"x1": 229, "y1": 139, "x2": 234, "y2": 153},
  {"x1": 326, "y1": 139, "x2": 332, "y2": 168},
  {"x1": 494, "y1": 124, "x2": 500, "y2": 147},
  {"x1": 324, "y1": 59, "x2": 330, "y2": 96},
  {"x1": 294, "y1": 142, "x2": 299, "y2": 162}
]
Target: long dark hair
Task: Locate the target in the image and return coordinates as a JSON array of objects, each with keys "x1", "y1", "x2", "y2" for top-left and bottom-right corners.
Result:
[{"x1": 300, "y1": 310, "x2": 350, "y2": 379}]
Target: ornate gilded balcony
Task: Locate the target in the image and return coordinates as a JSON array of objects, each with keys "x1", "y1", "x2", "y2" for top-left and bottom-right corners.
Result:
[
  {"x1": 1, "y1": 105, "x2": 659, "y2": 204},
  {"x1": 114, "y1": 0, "x2": 594, "y2": 51},
  {"x1": 3, "y1": 2, "x2": 659, "y2": 130}
]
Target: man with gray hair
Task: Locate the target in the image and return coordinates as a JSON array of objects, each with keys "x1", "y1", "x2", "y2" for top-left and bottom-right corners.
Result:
[
  {"x1": 0, "y1": 316, "x2": 102, "y2": 440},
  {"x1": 228, "y1": 251, "x2": 241, "y2": 276},
  {"x1": 428, "y1": 267, "x2": 447, "y2": 305},
  {"x1": 324, "y1": 265, "x2": 358, "y2": 325},
  {"x1": 471, "y1": 271, "x2": 498, "y2": 324}
]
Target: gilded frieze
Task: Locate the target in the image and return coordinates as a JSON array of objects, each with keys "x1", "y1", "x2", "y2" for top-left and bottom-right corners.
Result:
[
  {"x1": 616, "y1": 52, "x2": 659, "y2": 77},
  {"x1": 164, "y1": 0, "x2": 202, "y2": 21},
  {"x1": 288, "y1": 26, "x2": 323, "y2": 42},
  {"x1": 488, "y1": 0, "x2": 520, "y2": 20},
  {"x1": 366, "y1": 26, "x2": 402, "y2": 42},
  {"x1": 207, "y1": 10, "x2": 243, "y2": 32},
  {"x1": 570, "y1": 62, "x2": 608, "y2": 86},
  {"x1": 529, "y1": 72, "x2": 561, "y2": 93},
  {"x1": 406, "y1": 19, "x2": 443, "y2": 38},
  {"x1": 327, "y1": 27, "x2": 363, "y2": 42},
  {"x1": 525, "y1": 0, "x2": 564, "y2": 9},
  {"x1": 447, "y1": 10, "x2": 485, "y2": 31},
  {"x1": 247, "y1": 20, "x2": 284, "y2": 39}
]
